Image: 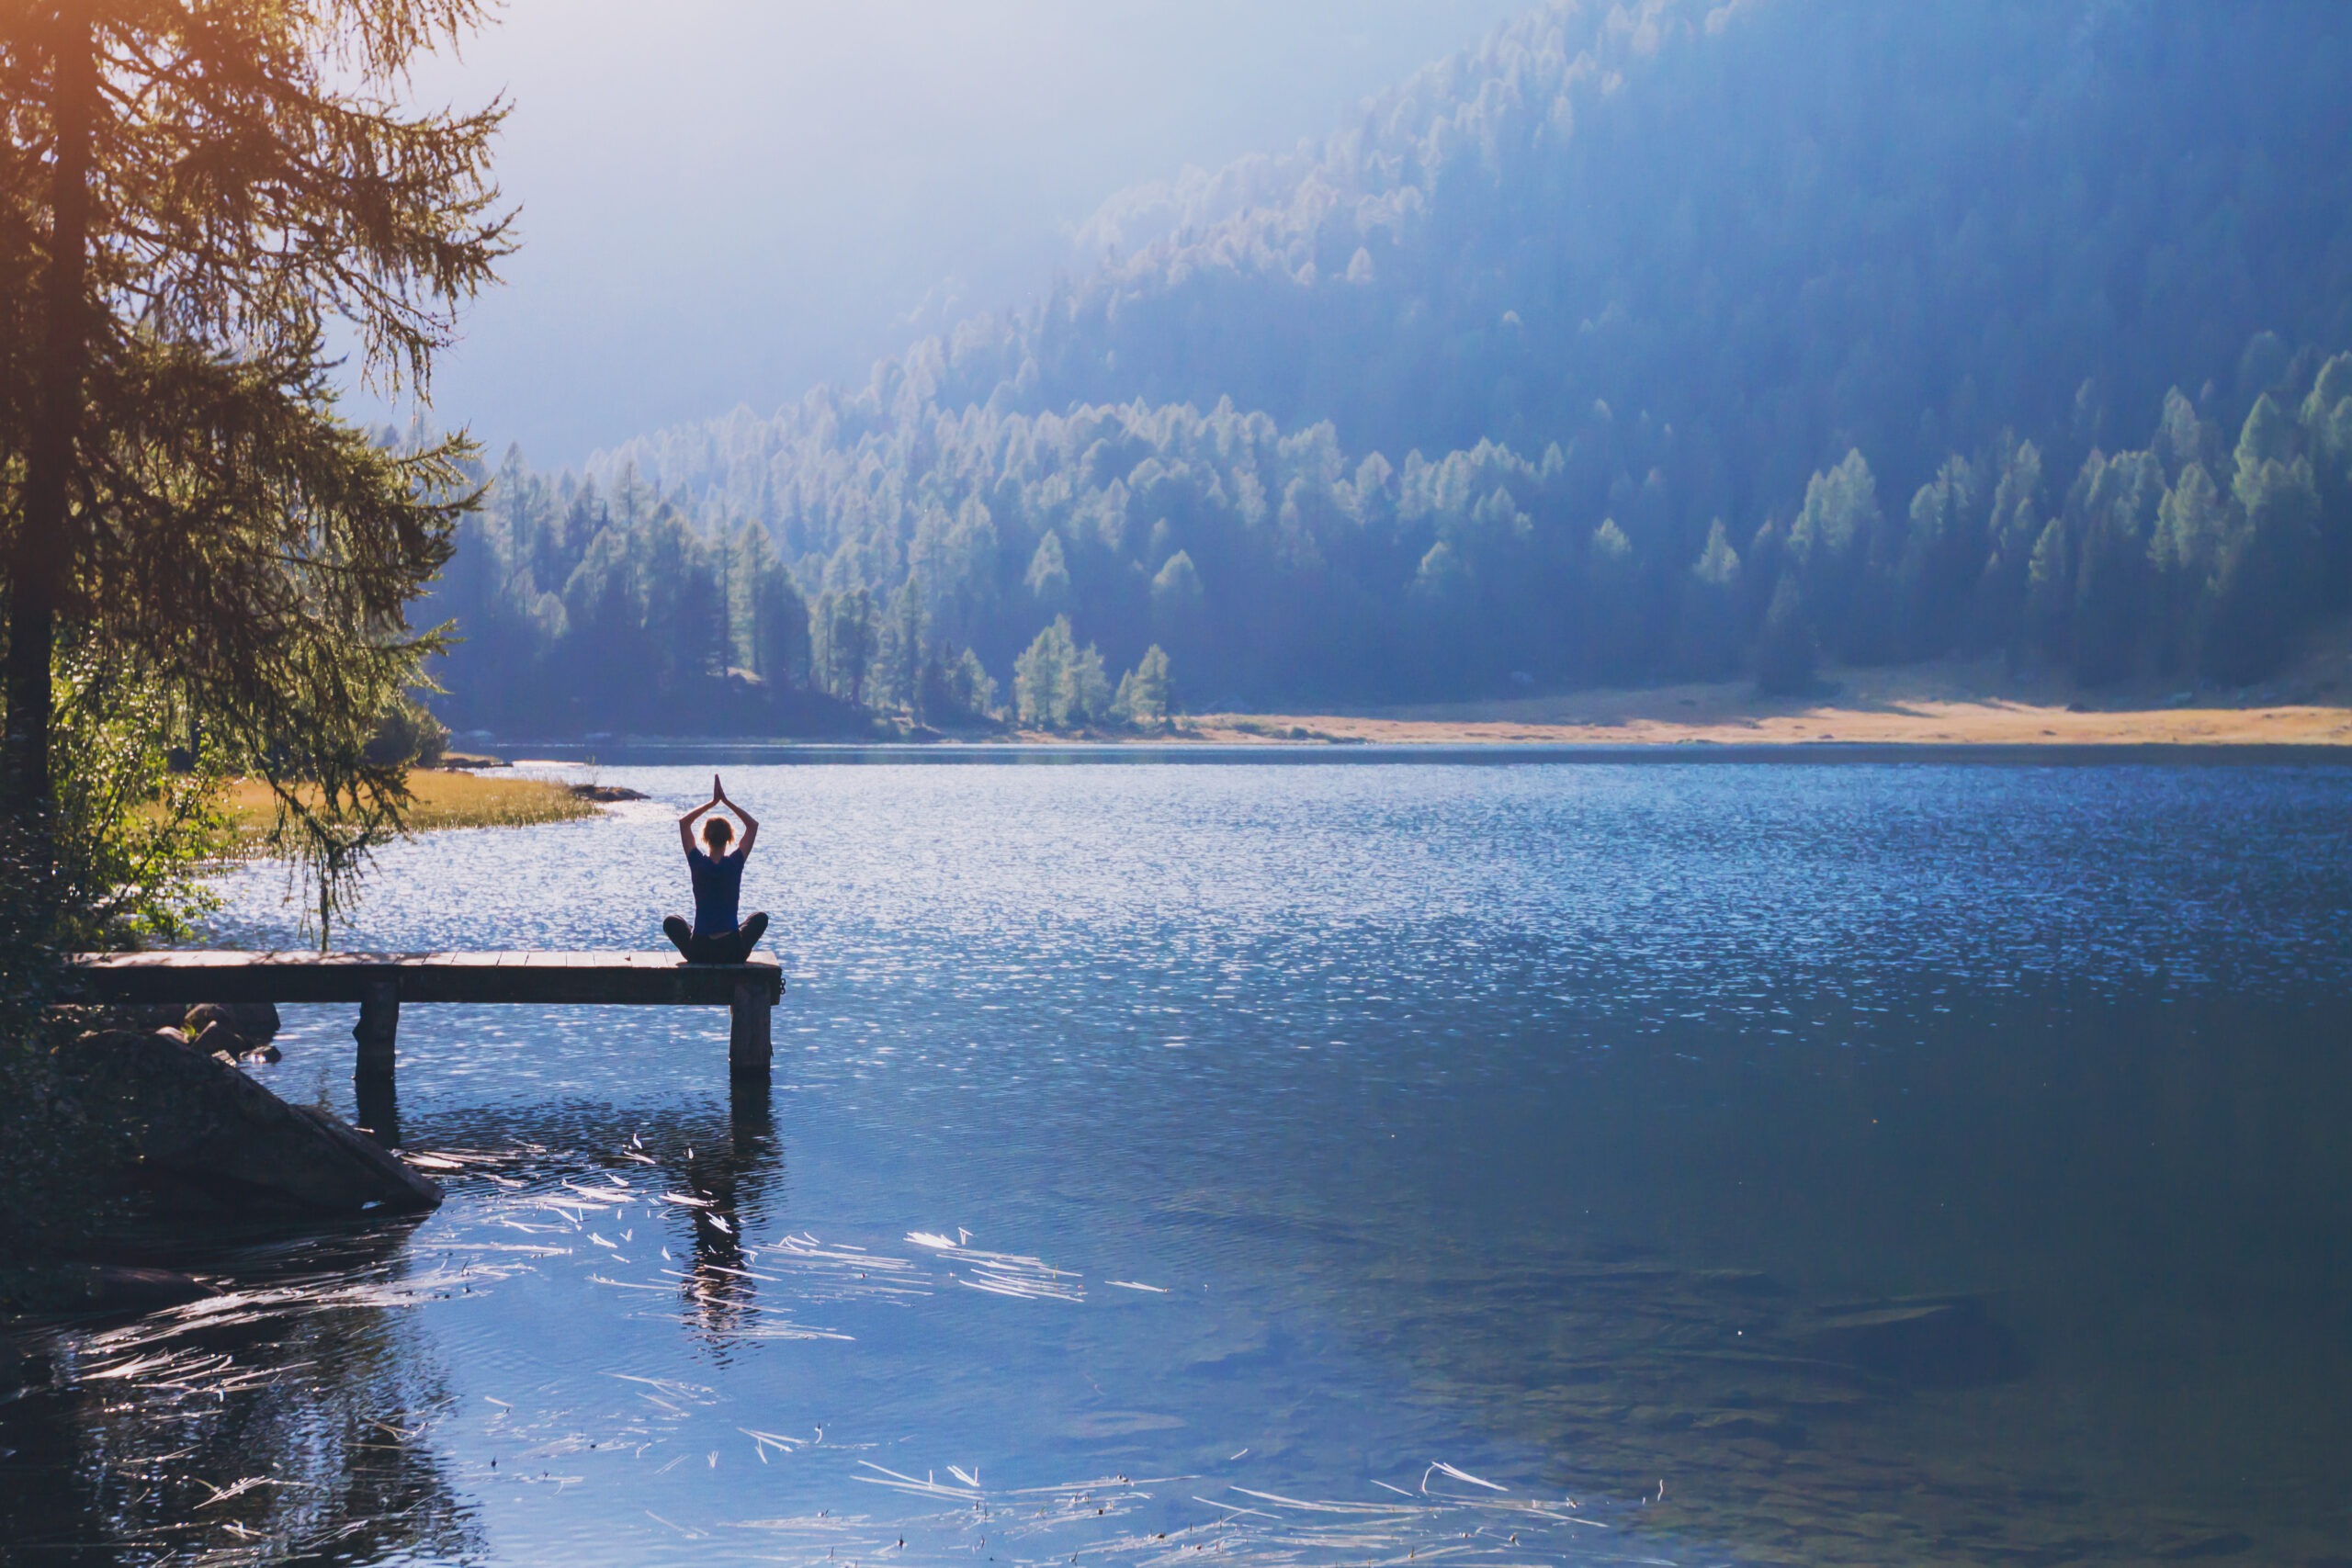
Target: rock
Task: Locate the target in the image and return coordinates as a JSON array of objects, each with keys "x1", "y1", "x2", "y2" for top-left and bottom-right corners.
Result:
[
  {"x1": 186, "y1": 1000, "x2": 279, "y2": 1042},
  {"x1": 184, "y1": 1002, "x2": 234, "y2": 1035},
  {"x1": 191, "y1": 1020, "x2": 249, "y2": 1058},
  {"x1": 570, "y1": 784, "x2": 647, "y2": 802},
  {"x1": 56, "y1": 1030, "x2": 443, "y2": 1218},
  {"x1": 189, "y1": 1017, "x2": 285, "y2": 1066},
  {"x1": 1792, "y1": 1295, "x2": 2028, "y2": 1388}
]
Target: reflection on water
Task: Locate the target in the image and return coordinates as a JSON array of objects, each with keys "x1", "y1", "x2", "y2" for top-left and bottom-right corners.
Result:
[
  {"x1": 1, "y1": 1224, "x2": 483, "y2": 1564},
  {"x1": 6, "y1": 761, "x2": 2350, "y2": 1567}
]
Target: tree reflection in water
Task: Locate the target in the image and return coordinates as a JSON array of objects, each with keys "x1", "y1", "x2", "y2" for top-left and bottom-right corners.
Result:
[{"x1": 0, "y1": 1223, "x2": 483, "y2": 1564}]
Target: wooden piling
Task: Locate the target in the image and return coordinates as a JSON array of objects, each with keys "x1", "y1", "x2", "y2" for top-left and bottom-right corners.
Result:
[
  {"x1": 729, "y1": 975, "x2": 773, "y2": 1077},
  {"x1": 355, "y1": 978, "x2": 400, "y2": 1077}
]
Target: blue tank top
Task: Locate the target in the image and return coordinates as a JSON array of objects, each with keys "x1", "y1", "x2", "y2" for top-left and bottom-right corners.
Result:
[{"x1": 687, "y1": 847, "x2": 748, "y2": 938}]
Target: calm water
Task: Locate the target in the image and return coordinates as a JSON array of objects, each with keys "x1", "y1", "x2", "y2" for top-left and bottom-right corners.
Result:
[{"x1": 6, "y1": 759, "x2": 2351, "y2": 1566}]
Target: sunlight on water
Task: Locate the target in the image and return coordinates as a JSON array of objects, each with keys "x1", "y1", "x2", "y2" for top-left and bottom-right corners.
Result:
[{"x1": 6, "y1": 761, "x2": 2350, "y2": 1567}]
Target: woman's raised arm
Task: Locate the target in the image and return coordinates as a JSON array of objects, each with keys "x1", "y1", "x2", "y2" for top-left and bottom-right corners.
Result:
[{"x1": 678, "y1": 795, "x2": 715, "y2": 855}]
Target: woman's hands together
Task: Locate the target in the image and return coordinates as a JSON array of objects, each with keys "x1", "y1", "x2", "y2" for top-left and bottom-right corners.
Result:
[{"x1": 711, "y1": 773, "x2": 758, "y2": 849}]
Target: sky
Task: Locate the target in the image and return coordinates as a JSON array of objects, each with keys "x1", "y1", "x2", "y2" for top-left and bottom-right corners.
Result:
[{"x1": 368, "y1": 0, "x2": 1533, "y2": 466}]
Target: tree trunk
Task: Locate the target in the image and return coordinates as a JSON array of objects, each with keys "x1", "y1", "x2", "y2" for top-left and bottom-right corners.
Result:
[{"x1": 3, "y1": 9, "x2": 97, "y2": 842}]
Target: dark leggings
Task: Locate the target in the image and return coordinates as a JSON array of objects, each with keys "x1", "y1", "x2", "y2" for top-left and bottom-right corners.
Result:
[{"x1": 663, "y1": 911, "x2": 769, "y2": 964}]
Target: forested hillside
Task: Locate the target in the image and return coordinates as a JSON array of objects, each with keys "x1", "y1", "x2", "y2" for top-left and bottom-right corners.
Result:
[{"x1": 427, "y1": 0, "x2": 2352, "y2": 735}]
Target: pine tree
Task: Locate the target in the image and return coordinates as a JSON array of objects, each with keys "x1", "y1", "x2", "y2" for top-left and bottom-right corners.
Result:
[
  {"x1": 1064, "y1": 640, "x2": 1113, "y2": 727},
  {"x1": 1582, "y1": 518, "x2": 1639, "y2": 682},
  {"x1": 1114, "y1": 645, "x2": 1175, "y2": 728},
  {"x1": 2299, "y1": 355, "x2": 2352, "y2": 598},
  {"x1": 638, "y1": 508, "x2": 724, "y2": 703},
  {"x1": 815, "y1": 586, "x2": 878, "y2": 706},
  {"x1": 1023, "y1": 530, "x2": 1071, "y2": 607},
  {"x1": 2154, "y1": 388, "x2": 2218, "y2": 482},
  {"x1": 1013, "y1": 617, "x2": 1076, "y2": 728},
  {"x1": 922, "y1": 648, "x2": 997, "y2": 724},
  {"x1": 0, "y1": 0, "x2": 510, "y2": 930},
  {"x1": 1149, "y1": 549, "x2": 1204, "y2": 638},
  {"x1": 2207, "y1": 396, "x2": 2323, "y2": 682},
  {"x1": 1973, "y1": 438, "x2": 2045, "y2": 658},
  {"x1": 1896, "y1": 457, "x2": 1982, "y2": 660},
  {"x1": 1675, "y1": 520, "x2": 1744, "y2": 678},
  {"x1": 876, "y1": 578, "x2": 925, "y2": 717},
  {"x1": 2069, "y1": 451, "x2": 2164, "y2": 685},
  {"x1": 2024, "y1": 513, "x2": 2074, "y2": 667},
  {"x1": 2150, "y1": 462, "x2": 2226, "y2": 674},
  {"x1": 1786, "y1": 451, "x2": 1880, "y2": 661},
  {"x1": 735, "y1": 522, "x2": 809, "y2": 688}
]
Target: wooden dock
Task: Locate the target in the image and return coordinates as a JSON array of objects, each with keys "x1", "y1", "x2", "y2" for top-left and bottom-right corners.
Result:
[{"x1": 66, "y1": 952, "x2": 786, "y2": 1078}]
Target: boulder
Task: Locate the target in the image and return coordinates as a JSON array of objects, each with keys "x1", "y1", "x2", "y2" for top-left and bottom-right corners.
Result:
[
  {"x1": 182, "y1": 1020, "x2": 278, "y2": 1064},
  {"x1": 186, "y1": 1000, "x2": 279, "y2": 1043},
  {"x1": 190, "y1": 1019, "x2": 249, "y2": 1058},
  {"x1": 56, "y1": 1030, "x2": 442, "y2": 1219}
]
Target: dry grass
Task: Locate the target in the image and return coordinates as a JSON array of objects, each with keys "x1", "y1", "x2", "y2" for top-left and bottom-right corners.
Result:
[
  {"x1": 1170, "y1": 625, "x2": 2352, "y2": 748},
  {"x1": 220, "y1": 770, "x2": 595, "y2": 843},
  {"x1": 1186, "y1": 694, "x2": 2352, "y2": 748}
]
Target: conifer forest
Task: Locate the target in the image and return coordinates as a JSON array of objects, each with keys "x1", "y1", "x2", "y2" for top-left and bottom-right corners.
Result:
[{"x1": 424, "y1": 0, "x2": 2352, "y2": 735}]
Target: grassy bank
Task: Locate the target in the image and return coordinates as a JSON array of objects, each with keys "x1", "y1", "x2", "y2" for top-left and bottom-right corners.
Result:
[{"x1": 220, "y1": 770, "x2": 597, "y2": 844}]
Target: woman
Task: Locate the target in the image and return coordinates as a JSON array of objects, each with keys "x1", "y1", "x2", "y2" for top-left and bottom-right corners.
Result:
[{"x1": 664, "y1": 774, "x2": 770, "y2": 963}]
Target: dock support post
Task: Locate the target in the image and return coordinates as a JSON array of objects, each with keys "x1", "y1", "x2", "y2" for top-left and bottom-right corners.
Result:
[
  {"x1": 355, "y1": 979, "x2": 400, "y2": 1078},
  {"x1": 355, "y1": 1073, "x2": 401, "y2": 1149},
  {"x1": 729, "y1": 976, "x2": 772, "y2": 1078}
]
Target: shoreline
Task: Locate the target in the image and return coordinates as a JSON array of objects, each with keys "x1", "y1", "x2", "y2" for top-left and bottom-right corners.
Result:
[
  {"x1": 1172, "y1": 700, "x2": 2352, "y2": 750},
  {"x1": 482, "y1": 646, "x2": 2352, "y2": 759},
  {"x1": 488, "y1": 701, "x2": 2352, "y2": 760},
  {"x1": 496, "y1": 732, "x2": 2352, "y2": 766}
]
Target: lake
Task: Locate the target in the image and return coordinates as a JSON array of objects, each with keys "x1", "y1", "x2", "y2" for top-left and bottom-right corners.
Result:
[{"x1": 6, "y1": 756, "x2": 2351, "y2": 1567}]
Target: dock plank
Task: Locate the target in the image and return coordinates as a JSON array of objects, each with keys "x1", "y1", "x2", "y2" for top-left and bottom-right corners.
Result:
[{"x1": 65, "y1": 952, "x2": 783, "y2": 1008}]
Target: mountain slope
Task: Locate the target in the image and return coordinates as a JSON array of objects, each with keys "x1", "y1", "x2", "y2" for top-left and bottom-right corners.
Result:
[{"x1": 430, "y1": 0, "x2": 2352, "y2": 731}]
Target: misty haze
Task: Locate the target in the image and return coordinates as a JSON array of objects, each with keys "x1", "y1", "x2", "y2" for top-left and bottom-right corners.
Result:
[{"x1": 3, "y1": 6, "x2": 2350, "y2": 1568}]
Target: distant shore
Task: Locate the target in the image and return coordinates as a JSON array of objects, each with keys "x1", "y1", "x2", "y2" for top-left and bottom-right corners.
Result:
[
  {"x1": 1177, "y1": 645, "x2": 2352, "y2": 749},
  {"x1": 486, "y1": 649, "x2": 2352, "y2": 756},
  {"x1": 1172, "y1": 699, "x2": 2352, "y2": 750},
  {"x1": 1072, "y1": 644, "x2": 2352, "y2": 751}
]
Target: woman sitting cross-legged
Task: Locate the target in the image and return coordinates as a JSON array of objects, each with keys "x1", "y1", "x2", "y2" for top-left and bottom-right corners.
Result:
[{"x1": 664, "y1": 774, "x2": 770, "y2": 964}]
